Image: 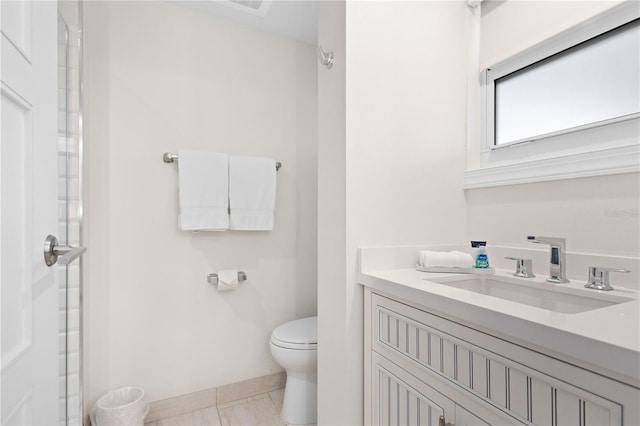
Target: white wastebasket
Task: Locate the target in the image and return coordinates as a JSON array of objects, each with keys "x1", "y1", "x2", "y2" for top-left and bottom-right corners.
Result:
[{"x1": 90, "y1": 387, "x2": 148, "y2": 426}]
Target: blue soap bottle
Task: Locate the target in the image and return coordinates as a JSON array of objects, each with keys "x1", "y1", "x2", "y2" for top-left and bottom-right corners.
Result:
[{"x1": 471, "y1": 241, "x2": 489, "y2": 268}]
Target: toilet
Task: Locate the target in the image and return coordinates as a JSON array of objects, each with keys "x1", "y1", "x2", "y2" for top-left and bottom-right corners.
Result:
[{"x1": 270, "y1": 316, "x2": 317, "y2": 425}]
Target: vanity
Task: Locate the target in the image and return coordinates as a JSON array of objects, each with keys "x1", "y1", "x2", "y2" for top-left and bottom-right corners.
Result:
[{"x1": 360, "y1": 246, "x2": 640, "y2": 426}]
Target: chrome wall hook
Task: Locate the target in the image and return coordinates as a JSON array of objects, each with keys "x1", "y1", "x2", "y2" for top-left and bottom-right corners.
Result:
[{"x1": 317, "y1": 45, "x2": 334, "y2": 69}]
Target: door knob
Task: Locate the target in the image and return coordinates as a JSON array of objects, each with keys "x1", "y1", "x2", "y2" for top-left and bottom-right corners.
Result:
[{"x1": 44, "y1": 234, "x2": 86, "y2": 266}]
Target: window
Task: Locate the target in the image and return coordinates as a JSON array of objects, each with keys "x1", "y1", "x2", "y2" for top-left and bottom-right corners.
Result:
[
  {"x1": 465, "y1": 2, "x2": 640, "y2": 188},
  {"x1": 494, "y1": 20, "x2": 639, "y2": 147}
]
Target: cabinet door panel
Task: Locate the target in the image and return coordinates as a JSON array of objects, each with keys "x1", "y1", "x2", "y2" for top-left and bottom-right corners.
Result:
[
  {"x1": 585, "y1": 400, "x2": 614, "y2": 426},
  {"x1": 380, "y1": 311, "x2": 390, "y2": 343},
  {"x1": 509, "y1": 368, "x2": 529, "y2": 420},
  {"x1": 420, "y1": 399, "x2": 441, "y2": 426},
  {"x1": 408, "y1": 395, "x2": 419, "y2": 425},
  {"x1": 398, "y1": 385, "x2": 409, "y2": 425},
  {"x1": 530, "y1": 378, "x2": 553, "y2": 426},
  {"x1": 389, "y1": 315, "x2": 398, "y2": 348},
  {"x1": 417, "y1": 328, "x2": 430, "y2": 365},
  {"x1": 488, "y1": 359, "x2": 508, "y2": 409},
  {"x1": 555, "y1": 388, "x2": 580, "y2": 425},
  {"x1": 389, "y1": 376, "x2": 399, "y2": 425},
  {"x1": 408, "y1": 324, "x2": 419, "y2": 359},
  {"x1": 471, "y1": 352, "x2": 488, "y2": 398},
  {"x1": 380, "y1": 365, "x2": 389, "y2": 426},
  {"x1": 456, "y1": 405, "x2": 490, "y2": 426},
  {"x1": 442, "y1": 340, "x2": 456, "y2": 378},
  {"x1": 431, "y1": 334, "x2": 443, "y2": 373},
  {"x1": 456, "y1": 346, "x2": 472, "y2": 388},
  {"x1": 372, "y1": 352, "x2": 455, "y2": 426},
  {"x1": 398, "y1": 319, "x2": 409, "y2": 354}
]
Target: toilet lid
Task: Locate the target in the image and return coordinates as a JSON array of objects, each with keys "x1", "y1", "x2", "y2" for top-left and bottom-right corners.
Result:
[{"x1": 271, "y1": 316, "x2": 317, "y2": 347}]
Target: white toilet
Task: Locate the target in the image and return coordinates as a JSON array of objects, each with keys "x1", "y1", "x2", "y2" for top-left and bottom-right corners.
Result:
[{"x1": 270, "y1": 316, "x2": 317, "y2": 425}]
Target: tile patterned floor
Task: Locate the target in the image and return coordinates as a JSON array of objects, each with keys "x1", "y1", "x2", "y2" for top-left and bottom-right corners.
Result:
[{"x1": 145, "y1": 388, "x2": 285, "y2": 426}]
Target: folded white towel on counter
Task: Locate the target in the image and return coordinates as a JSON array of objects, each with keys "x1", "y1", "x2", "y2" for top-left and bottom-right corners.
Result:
[
  {"x1": 229, "y1": 155, "x2": 277, "y2": 231},
  {"x1": 178, "y1": 150, "x2": 229, "y2": 231},
  {"x1": 419, "y1": 251, "x2": 474, "y2": 269}
]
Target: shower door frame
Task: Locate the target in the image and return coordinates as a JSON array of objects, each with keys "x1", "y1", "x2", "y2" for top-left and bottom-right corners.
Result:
[{"x1": 57, "y1": 4, "x2": 85, "y2": 425}]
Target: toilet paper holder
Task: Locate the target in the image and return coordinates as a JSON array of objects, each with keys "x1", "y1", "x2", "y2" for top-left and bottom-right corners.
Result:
[{"x1": 207, "y1": 271, "x2": 247, "y2": 285}]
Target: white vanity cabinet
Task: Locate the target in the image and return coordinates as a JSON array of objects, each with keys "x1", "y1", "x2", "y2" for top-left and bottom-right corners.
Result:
[
  {"x1": 372, "y1": 351, "x2": 501, "y2": 425},
  {"x1": 364, "y1": 289, "x2": 640, "y2": 426}
]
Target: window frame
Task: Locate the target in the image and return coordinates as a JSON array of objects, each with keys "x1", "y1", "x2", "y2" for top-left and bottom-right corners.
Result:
[{"x1": 465, "y1": 2, "x2": 640, "y2": 189}]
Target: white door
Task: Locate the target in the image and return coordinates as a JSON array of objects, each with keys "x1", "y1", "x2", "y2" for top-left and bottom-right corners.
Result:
[{"x1": 1, "y1": 1, "x2": 60, "y2": 425}]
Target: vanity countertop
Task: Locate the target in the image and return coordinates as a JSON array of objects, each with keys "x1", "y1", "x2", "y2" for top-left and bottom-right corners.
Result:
[{"x1": 359, "y1": 267, "x2": 640, "y2": 387}]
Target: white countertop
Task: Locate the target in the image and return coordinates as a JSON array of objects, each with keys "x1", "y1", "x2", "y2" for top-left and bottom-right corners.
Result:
[{"x1": 359, "y1": 267, "x2": 640, "y2": 387}]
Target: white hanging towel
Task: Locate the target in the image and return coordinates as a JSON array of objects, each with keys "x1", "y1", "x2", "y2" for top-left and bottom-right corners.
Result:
[
  {"x1": 178, "y1": 150, "x2": 229, "y2": 231},
  {"x1": 229, "y1": 155, "x2": 277, "y2": 231}
]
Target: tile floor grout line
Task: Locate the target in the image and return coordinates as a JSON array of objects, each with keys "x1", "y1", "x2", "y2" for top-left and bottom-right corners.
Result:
[
  {"x1": 215, "y1": 405, "x2": 223, "y2": 426},
  {"x1": 147, "y1": 388, "x2": 285, "y2": 426},
  {"x1": 268, "y1": 395, "x2": 285, "y2": 426}
]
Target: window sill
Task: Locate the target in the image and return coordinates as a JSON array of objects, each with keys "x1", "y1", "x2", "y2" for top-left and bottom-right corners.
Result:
[{"x1": 463, "y1": 144, "x2": 640, "y2": 189}]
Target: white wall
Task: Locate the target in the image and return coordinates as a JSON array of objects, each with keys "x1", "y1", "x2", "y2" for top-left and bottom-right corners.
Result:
[
  {"x1": 317, "y1": 2, "x2": 347, "y2": 425},
  {"x1": 318, "y1": 2, "x2": 469, "y2": 424},
  {"x1": 319, "y1": 2, "x2": 639, "y2": 424},
  {"x1": 467, "y1": 0, "x2": 640, "y2": 256},
  {"x1": 466, "y1": 173, "x2": 640, "y2": 256},
  {"x1": 479, "y1": 0, "x2": 625, "y2": 69},
  {"x1": 83, "y1": 0, "x2": 317, "y2": 409}
]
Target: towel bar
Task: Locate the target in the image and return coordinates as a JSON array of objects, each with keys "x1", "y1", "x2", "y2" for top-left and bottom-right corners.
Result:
[
  {"x1": 163, "y1": 152, "x2": 281, "y2": 171},
  {"x1": 207, "y1": 271, "x2": 247, "y2": 285}
]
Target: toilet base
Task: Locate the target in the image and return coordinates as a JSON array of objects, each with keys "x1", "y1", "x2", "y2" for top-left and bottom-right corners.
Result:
[{"x1": 281, "y1": 369, "x2": 317, "y2": 425}]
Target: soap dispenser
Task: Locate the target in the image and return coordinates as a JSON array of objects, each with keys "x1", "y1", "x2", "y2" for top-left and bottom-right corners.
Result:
[{"x1": 471, "y1": 241, "x2": 490, "y2": 269}]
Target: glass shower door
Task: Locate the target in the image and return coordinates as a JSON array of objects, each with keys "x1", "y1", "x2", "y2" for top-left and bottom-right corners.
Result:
[{"x1": 57, "y1": 11, "x2": 83, "y2": 426}]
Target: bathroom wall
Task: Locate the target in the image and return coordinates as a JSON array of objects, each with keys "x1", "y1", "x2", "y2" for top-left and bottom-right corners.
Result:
[
  {"x1": 317, "y1": 2, "x2": 347, "y2": 425},
  {"x1": 319, "y1": 1, "x2": 639, "y2": 423},
  {"x1": 479, "y1": 0, "x2": 625, "y2": 69},
  {"x1": 83, "y1": 0, "x2": 317, "y2": 410},
  {"x1": 467, "y1": 0, "x2": 640, "y2": 257},
  {"x1": 318, "y1": 1, "x2": 469, "y2": 424}
]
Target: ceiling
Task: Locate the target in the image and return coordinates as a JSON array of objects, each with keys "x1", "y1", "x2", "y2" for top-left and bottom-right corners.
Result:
[{"x1": 173, "y1": 1, "x2": 318, "y2": 45}]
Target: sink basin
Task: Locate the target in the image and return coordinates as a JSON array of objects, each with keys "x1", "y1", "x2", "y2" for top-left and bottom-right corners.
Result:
[{"x1": 426, "y1": 275, "x2": 634, "y2": 314}]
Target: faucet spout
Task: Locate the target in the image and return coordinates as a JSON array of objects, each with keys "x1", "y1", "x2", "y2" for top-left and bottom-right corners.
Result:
[
  {"x1": 527, "y1": 236, "x2": 569, "y2": 283},
  {"x1": 527, "y1": 236, "x2": 564, "y2": 245}
]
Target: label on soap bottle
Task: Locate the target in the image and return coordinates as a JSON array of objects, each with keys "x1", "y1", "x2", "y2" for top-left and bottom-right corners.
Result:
[{"x1": 475, "y1": 253, "x2": 489, "y2": 269}]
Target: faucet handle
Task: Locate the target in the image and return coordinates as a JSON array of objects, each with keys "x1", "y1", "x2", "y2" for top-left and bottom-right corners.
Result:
[
  {"x1": 585, "y1": 266, "x2": 630, "y2": 291},
  {"x1": 505, "y1": 257, "x2": 535, "y2": 278}
]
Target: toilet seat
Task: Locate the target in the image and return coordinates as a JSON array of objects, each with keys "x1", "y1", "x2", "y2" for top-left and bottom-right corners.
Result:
[
  {"x1": 271, "y1": 338, "x2": 317, "y2": 350},
  {"x1": 270, "y1": 317, "x2": 317, "y2": 350}
]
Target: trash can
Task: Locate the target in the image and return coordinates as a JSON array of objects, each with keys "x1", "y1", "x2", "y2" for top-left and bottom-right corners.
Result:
[{"x1": 90, "y1": 387, "x2": 148, "y2": 426}]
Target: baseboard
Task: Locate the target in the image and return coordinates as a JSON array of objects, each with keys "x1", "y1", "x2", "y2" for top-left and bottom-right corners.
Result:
[{"x1": 145, "y1": 372, "x2": 286, "y2": 423}]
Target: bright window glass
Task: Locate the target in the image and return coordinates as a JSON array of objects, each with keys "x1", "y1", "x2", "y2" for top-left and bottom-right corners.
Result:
[{"x1": 494, "y1": 19, "x2": 640, "y2": 146}]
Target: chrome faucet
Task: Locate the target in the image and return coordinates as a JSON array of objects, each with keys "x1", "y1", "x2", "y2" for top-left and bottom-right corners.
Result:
[
  {"x1": 584, "y1": 266, "x2": 630, "y2": 291},
  {"x1": 527, "y1": 236, "x2": 569, "y2": 283},
  {"x1": 505, "y1": 257, "x2": 535, "y2": 278}
]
